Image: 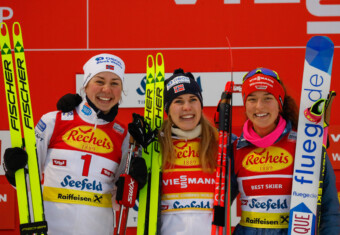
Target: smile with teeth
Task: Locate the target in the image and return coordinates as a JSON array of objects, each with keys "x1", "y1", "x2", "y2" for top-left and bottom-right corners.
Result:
[
  {"x1": 181, "y1": 114, "x2": 194, "y2": 119},
  {"x1": 98, "y1": 96, "x2": 111, "y2": 101},
  {"x1": 255, "y1": 113, "x2": 268, "y2": 117}
]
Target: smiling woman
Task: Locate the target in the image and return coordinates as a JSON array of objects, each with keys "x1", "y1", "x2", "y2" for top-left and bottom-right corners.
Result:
[
  {"x1": 158, "y1": 68, "x2": 219, "y2": 235},
  {"x1": 3, "y1": 53, "x2": 148, "y2": 235},
  {"x1": 230, "y1": 67, "x2": 340, "y2": 235},
  {"x1": 85, "y1": 72, "x2": 122, "y2": 114}
]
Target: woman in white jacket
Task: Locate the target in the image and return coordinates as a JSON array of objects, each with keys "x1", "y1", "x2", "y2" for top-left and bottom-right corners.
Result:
[{"x1": 4, "y1": 53, "x2": 146, "y2": 235}]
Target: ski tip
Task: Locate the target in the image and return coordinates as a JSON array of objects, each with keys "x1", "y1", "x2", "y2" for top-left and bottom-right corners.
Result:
[
  {"x1": 306, "y1": 36, "x2": 334, "y2": 75},
  {"x1": 0, "y1": 22, "x2": 9, "y2": 37},
  {"x1": 12, "y1": 22, "x2": 22, "y2": 37}
]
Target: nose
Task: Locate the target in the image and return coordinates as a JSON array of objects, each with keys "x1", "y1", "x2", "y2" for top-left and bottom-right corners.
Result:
[
  {"x1": 183, "y1": 101, "x2": 191, "y2": 111},
  {"x1": 101, "y1": 84, "x2": 112, "y2": 93},
  {"x1": 255, "y1": 99, "x2": 264, "y2": 109}
]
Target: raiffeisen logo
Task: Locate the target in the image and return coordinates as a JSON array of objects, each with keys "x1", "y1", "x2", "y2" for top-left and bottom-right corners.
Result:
[
  {"x1": 242, "y1": 147, "x2": 293, "y2": 172},
  {"x1": 62, "y1": 126, "x2": 113, "y2": 153}
]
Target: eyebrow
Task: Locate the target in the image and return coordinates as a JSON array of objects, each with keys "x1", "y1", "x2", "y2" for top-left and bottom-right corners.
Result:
[{"x1": 95, "y1": 76, "x2": 121, "y2": 81}]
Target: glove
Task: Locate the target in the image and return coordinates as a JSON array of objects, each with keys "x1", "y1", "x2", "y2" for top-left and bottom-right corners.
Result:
[
  {"x1": 116, "y1": 174, "x2": 138, "y2": 208},
  {"x1": 3, "y1": 147, "x2": 28, "y2": 186},
  {"x1": 128, "y1": 113, "x2": 157, "y2": 148},
  {"x1": 129, "y1": 157, "x2": 147, "y2": 190},
  {"x1": 115, "y1": 157, "x2": 147, "y2": 207},
  {"x1": 56, "y1": 93, "x2": 82, "y2": 112}
]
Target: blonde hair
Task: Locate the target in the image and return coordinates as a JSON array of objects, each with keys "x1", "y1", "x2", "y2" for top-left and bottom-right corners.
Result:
[{"x1": 159, "y1": 114, "x2": 218, "y2": 173}]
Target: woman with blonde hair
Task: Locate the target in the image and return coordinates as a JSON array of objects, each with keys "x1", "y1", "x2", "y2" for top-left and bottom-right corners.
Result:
[{"x1": 159, "y1": 68, "x2": 219, "y2": 235}]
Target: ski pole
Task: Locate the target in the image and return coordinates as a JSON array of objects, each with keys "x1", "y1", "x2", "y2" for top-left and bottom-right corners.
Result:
[
  {"x1": 316, "y1": 91, "x2": 336, "y2": 234},
  {"x1": 212, "y1": 81, "x2": 234, "y2": 235},
  {"x1": 116, "y1": 135, "x2": 140, "y2": 235}
]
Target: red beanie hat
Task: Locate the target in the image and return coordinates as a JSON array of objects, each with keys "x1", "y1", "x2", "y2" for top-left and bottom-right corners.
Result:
[{"x1": 242, "y1": 68, "x2": 285, "y2": 110}]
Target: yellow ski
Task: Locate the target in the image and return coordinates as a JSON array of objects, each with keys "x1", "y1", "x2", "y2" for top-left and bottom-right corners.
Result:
[
  {"x1": 137, "y1": 55, "x2": 155, "y2": 235},
  {"x1": 148, "y1": 53, "x2": 164, "y2": 235},
  {"x1": 0, "y1": 21, "x2": 30, "y2": 227},
  {"x1": 137, "y1": 53, "x2": 164, "y2": 235},
  {"x1": 0, "y1": 22, "x2": 47, "y2": 234}
]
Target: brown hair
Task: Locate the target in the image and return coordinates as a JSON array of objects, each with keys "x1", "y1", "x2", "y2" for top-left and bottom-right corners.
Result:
[
  {"x1": 279, "y1": 81, "x2": 299, "y2": 130},
  {"x1": 159, "y1": 114, "x2": 218, "y2": 173}
]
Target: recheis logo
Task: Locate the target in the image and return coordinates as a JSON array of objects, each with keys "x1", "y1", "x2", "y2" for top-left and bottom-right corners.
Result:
[
  {"x1": 62, "y1": 126, "x2": 113, "y2": 153},
  {"x1": 242, "y1": 147, "x2": 293, "y2": 172},
  {"x1": 173, "y1": 140, "x2": 200, "y2": 166}
]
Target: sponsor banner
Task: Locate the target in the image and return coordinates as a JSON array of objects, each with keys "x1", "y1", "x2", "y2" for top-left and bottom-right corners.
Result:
[
  {"x1": 62, "y1": 125, "x2": 114, "y2": 154},
  {"x1": 0, "y1": 131, "x2": 11, "y2": 175},
  {"x1": 328, "y1": 125, "x2": 340, "y2": 170},
  {"x1": 242, "y1": 177, "x2": 292, "y2": 196},
  {"x1": 43, "y1": 186, "x2": 112, "y2": 208},
  {"x1": 162, "y1": 172, "x2": 215, "y2": 193},
  {"x1": 242, "y1": 146, "x2": 294, "y2": 173},
  {"x1": 290, "y1": 210, "x2": 314, "y2": 234},
  {"x1": 240, "y1": 211, "x2": 290, "y2": 229},
  {"x1": 240, "y1": 196, "x2": 290, "y2": 213},
  {"x1": 76, "y1": 72, "x2": 246, "y2": 108},
  {"x1": 161, "y1": 193, "x2": 213, "y2": 213},
  {"x1": 0, "y1": 184, "x2": 15, "y2": 229}
]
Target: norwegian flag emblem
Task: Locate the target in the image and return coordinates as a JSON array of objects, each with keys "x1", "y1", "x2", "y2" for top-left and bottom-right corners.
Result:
[
  {"x1": 174, "y1": 84, "x2": 185, "y2": 93},
  {"x1": 106, "y1": 65, "x2": 114, "y2": 70}
]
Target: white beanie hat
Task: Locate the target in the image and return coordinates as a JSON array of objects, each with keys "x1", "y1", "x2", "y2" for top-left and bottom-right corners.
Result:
[{"x1": 83, "y1": 53, "x2": 125, "y2": 87}]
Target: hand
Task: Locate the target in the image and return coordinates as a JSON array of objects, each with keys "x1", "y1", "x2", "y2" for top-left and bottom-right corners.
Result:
[
  {"x1": 115, "y1": 174, "x2": 138, "y2": 208},
  {"x1": 129, "y1": 157, "x2": 147, "y2": 190},
  {"x1": 3, "y1": 147, "x2": 28, "y2": 186},
  {"x1": 128, "y1": 113, "x2": 157, "y2": 148},
  {"x1": 56, "y1": 93, "x2": 82, "y2": 112}
]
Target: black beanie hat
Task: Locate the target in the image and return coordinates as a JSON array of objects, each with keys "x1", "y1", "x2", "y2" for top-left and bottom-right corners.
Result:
[{"x1": 164, "y1": 68, "x2": 203, "y2": 114}]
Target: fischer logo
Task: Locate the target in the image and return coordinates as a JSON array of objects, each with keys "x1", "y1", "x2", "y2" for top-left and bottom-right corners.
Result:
[
  {"x1": 61, "y1": 175, "x2": 103, "y2": 191},
  {"x1": 242, "y1": 147, "x2": 293, "y2": 172},
  {"x1": 62, "y1": 126, "x2": 113, "y2": 153},
  {"x1": 3, "y1": 59, "x2": 20, "y2": 132},
  {"x1": 247, "y1": 198, "x2": 288, "y2": 211},
  {"x1": 128, "y1": 178, "x2": 136, "y2": 204},
  {"x1": 53, "y1": 159, "x2": 67, "y2": 166}
]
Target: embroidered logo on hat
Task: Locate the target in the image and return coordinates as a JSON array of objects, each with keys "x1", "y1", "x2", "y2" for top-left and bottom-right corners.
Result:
[
  {"x1": 166, "y1": 76, "x2": 190, "y2": 90},
  {"x1": 174, "y1": 84, "x2": 185, "y2": 93},
  {"x1": 83, "y1": 53, "x2": 125, "y2": 87},
  {"x1": 106, "y1": 65, "x2": 114, "y2": 70}
]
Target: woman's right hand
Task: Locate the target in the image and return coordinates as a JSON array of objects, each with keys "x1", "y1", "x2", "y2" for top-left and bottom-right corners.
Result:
[{"x1": 56, "y1": 93, "x2": 82, "y2": 112}]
